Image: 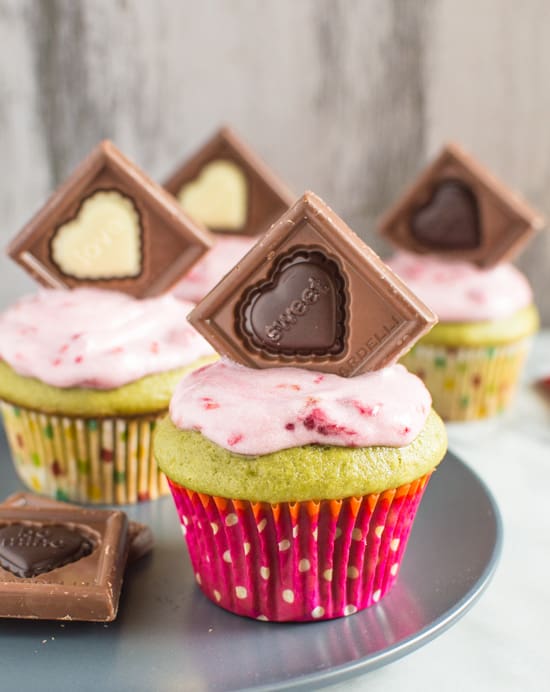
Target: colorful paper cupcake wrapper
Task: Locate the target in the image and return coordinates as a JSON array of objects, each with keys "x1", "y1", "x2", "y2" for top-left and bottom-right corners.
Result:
[
  {"x1": 0, "y1": 401, "x2": 169, "y2": 504},
  {"x1": 167, "y1": 474, "x2": 431, "y2": 622},
  {"x1": 401, "y1": 338, "x2": 531, "y2": 421}
]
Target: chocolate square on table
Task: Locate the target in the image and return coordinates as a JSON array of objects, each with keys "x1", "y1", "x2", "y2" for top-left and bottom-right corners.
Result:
[
  {"x1": 7, "y1": 140, "x2": 213, "y2": 297},
  {"x1": 0, "y1": 505, "x2": 128, "y2": 621},
  {"x1": 189, "y1": 191, "x2": 437, "y2": 376},
  {"x1": 378, "y1": 142, "x2": 544, "y2": 267},
  {"x1": 164, "y1": 126, "x2": 295, "y2": 236},
  {"x1": 0, "y1": 492, "x2": 153, "y2": 564}
]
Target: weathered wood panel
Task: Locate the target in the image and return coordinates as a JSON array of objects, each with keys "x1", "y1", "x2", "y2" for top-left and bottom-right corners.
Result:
[{"x1": 0, "y1": 0, "x2": 548, "y2": 323}]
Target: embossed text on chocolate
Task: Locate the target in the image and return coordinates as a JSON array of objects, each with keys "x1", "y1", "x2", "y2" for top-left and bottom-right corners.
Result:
[
  {"x1": 265, "y1": 276, "x2": 330, "y2": 343},
  {"x1": 339, "y1": 314, "x2": 402, "y2": 376}
]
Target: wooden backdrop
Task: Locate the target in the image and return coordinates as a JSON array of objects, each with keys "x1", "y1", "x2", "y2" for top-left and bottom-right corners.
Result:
[{"x1": 1, "y1": 0, "x2": 549, "y2": 323}]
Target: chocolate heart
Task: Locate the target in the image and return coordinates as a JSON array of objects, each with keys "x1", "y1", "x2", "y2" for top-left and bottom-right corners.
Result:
[
  {"x1": 0, "y1": 523, "x2": 93, "y2": 578},
  {"x1": 411, "y1": 180, "x2": 481, "y2": 250},
  {"x1": 239, "y1": 249, "x2": 347, "y2": 357},
  {"x1": 178, "y1": 159, "x2": 248, "y2": 232},
  {"x1": 51, "y1": 189, "x2": 143, "y2": 280}
]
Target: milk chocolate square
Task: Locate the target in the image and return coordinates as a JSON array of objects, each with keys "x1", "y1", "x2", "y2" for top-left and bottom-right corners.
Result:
[
  {"x1": 189, "y1": 192, "x2": 437, "y2": 376},
  {"x1": 164, "y1": 126, "x2": 295, "y2": 236},
  {"x1": 378, "y1": 142, "x2": 544, "y2": 267},
  {"x1": 0, "y1": 505, "x2": 128, "y2": 621},
  {"x1": 7, "y1": 140, "x2": 213, "y2": 297}
]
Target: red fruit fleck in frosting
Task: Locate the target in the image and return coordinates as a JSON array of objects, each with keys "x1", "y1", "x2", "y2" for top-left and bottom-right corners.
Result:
[
  {"x1": 301, "y1": 408, "x2": 357, "y2": 438},
  {"x1": 347, "y1": 400, "x2": 381, "y2": 417},
  {"x1": 227, "y1": 433, "x2": 244, "y2": 447}
]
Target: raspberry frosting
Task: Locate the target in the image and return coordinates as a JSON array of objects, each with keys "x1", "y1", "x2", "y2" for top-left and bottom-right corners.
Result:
[
  {"x1": 172, "y1": 234, "x2": 256, "y2": 303},
  {"x1": 386, "y1": 251, "x2": 532, "y2": 322},
  {"x1": 169, "y1": 359, "x2": 432, "y2": 455},
  {"x1": 0, "y1": 288, "x2": 214, "y2": 389}
]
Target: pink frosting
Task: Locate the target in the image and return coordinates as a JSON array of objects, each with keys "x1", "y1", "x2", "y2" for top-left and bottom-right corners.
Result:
[
  {"x1": 172, "y1": 235, "x2": 257, "y2": 303},
  {"x1": 169, "y1": 359, "x2": 431, "y2": 455},
  {"x1": 0, "y1": 288, "x2": 215, "y2": 389},
  {"x1": 386, "y1": 251, "x2": 532, "y2": 323}
]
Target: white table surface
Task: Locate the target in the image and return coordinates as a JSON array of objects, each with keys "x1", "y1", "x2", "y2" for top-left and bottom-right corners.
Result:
[{"x1": 326, "y1": 331, "x2": 550, "y2": 692}]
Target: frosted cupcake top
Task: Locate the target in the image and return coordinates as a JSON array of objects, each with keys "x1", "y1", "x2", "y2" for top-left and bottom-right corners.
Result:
[
  {"x1": 172, "y1": 235, "x2": 256, "y2": 303},
  {"x1": 0, "y1": 288, "x2": 214, "y2": 389},
  {"x1": 386, "y1": 251, "x2": 532, "y2": 323},
  {"x1": 169, "y1": 358, "x2": 432, "y2": 455}
]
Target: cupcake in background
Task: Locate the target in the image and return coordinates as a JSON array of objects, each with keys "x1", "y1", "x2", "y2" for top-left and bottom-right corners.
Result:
[
  {"x1": 1, "y1": 140, "x2": 215, "y2": 505},
  {"x1": 379, "y1": 142, "x2": 544, "y2": 421},
  {"x1": 164, "y1": 126, "x2": 294, "y2": 302},
  {"x1": 172, "y1": 235, "x2": 256, "y2": 304},
  {"x1": 155, "y1": 192, "x2": 447, "y2": 622}
]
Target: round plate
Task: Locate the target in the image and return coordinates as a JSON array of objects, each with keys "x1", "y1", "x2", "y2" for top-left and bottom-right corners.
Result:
[{"x1": 0, "y1": 434, "x2": 501, "y2": 692}]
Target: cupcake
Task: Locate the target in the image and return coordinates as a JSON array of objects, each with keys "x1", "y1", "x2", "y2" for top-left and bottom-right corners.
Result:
[
  {"x1": 1, "y1": 141, "x2": 215, "y2": 504},
  {"x1": 156, "y1": 359, "x2": 446, "y2": 621},
  {"x1": 164, "y1": 126, "x2": 294, "y2": 303},
  {"x1": 154, "y1": 192, "x2": 447, "y2": 621},
  {"x1": 379, "y1": 142, "x2": 544, "y2": 421},
  {"x1": 386, "y1": 251, "x2": 538, "y2": 420},
  {"x1": 0, "y1": 289, "x2": 215, "y2": 504}
]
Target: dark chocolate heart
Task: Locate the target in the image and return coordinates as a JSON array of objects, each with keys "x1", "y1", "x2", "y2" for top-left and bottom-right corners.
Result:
[
  {"x1": 0, "y1": 523, "x2": 93, "y2": 578},
  {"x1": 239, "y1": 249, "x2": 346, "y2": 356},
  {"x1": 411, "y1": 180, "x2": 481, "y2": 250}
]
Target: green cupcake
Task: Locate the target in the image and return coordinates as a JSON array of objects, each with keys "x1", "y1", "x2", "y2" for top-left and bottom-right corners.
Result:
[
  {"x1": 387, "y1": 253, "x2": 539, "y2": 420},
  {"x1": 0, "y1": 288, "x2": 216, "y2": 504},
  {"x1": 155, "y1": 358, "x2": 447, "y2": 621}
]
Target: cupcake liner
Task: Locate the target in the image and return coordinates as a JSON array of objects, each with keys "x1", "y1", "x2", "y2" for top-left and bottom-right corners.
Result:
[
  {"x1": 401, "y1": 338, "x2": 531, "y2": 421},
  {"x1": 0, "y1": 401, "x2": 169, "y2": 504},
  {"x1": 167, "y1": 474, "x2": 431, "y2": 622}
]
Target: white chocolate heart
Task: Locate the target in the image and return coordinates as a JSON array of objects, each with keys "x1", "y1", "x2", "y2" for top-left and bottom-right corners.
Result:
[
  {"x1": 178, "y1": 160, "x2": 247, "y2": 231},
  {"x1": 51, "y1": 190, "x2": 142, "y2": 279}
]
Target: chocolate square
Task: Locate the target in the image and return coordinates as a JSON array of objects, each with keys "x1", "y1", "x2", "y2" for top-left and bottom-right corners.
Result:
[
  {"x1": 7, "y1": 140, "x2": 213, "y2": 297},
  {"x1": 0, "y1": 506, "x2": 128, "y2": 621},
  {"x1": 164, "y1": 126, "x2": 295, "y2": 236},
  {"x1": 378, "y1": 142, "x2": 544, "y2": 267},
  {"x1": 189, "y1": 192, "x2": 437, "y2": 376}
]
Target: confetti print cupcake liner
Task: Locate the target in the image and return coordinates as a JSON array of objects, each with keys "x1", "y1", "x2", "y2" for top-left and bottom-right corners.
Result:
[
  {"x1": 0, "y1": 401, "x2": 169, "y2": 504},
  {"x1": 167, "y1": 474, "x2": 431, "y2": 622},
  {"x1": 401, "y1": 338, "x2": 531, "y2": 421}
]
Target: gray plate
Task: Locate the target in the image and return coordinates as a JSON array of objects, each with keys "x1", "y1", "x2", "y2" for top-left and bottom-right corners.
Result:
[{"x1": 0, "y1": 428, "x2": 501, "y2": 692}]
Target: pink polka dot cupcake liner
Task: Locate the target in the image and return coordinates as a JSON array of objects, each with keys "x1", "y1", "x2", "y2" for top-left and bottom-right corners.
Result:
[
  {"x1": 166, "y1": 474, "x2": 432, "y2": 622},
  {"x1": 401, "y1": 337, "x2": 531, "y2": 421},
  {"x1": 0, "y1": 401, "x2": 169, "y2": 504}
]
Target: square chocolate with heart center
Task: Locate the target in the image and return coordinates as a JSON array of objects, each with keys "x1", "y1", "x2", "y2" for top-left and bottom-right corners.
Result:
[
  {"x1": 189, "y1": 192, "x2": 437, "y2": 375},
  {"x1": 378, "y1": 142, "x2": 544, "y2": 267},
  {"x1": 0, "y1": 505, "x2": 128, "y2": 621},
  {"x1": 7, "y1": 141, "x2": 213, "y2": 297},
  {"x1": 164, "y1": 126, "x2": 295, "y2": 237}
]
